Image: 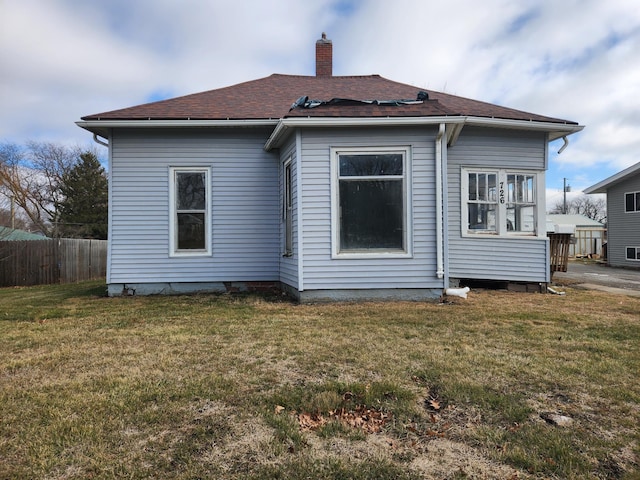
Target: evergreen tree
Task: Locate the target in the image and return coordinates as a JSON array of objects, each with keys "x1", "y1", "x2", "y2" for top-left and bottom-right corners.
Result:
[{"x1": 58, "y1": 152, "x2": 108, "y2": 239}]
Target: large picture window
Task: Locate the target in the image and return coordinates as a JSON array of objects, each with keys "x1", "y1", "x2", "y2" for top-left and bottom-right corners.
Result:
[
  {"x1": 332, "y1": 147, "x2": 411, "y2": 257},
  {"x1": 169, "y1": 167, "x2": 211, "y2": 256},
  {"x1": 462, "y1": 168, "x2": 539, "y2": 236}
]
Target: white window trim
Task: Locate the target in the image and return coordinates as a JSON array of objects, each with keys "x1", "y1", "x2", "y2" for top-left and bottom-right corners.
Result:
[
  {"x1": 626, "y1": 246, "x2": 640, "y2": 261},
  {"x1": 330, "y1": 146, "x2": 413, "y2": 259},
  {"x1": 283, "y1": 157, "x2": 293, "y2": 257},
  {"x1": 461, "y1": 167, "x2": 545, "y2": 238},
  {"x1": 169, "y1": 166, "x2": 212, "y2": 257},
  {"x1": 625, "y1": 191, "x2": 640, "y2": 213}
]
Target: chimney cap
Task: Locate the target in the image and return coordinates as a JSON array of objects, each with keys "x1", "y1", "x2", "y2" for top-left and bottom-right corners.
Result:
[{"x1": 317, "y1": 32, "x2": 332, "y2": 44}]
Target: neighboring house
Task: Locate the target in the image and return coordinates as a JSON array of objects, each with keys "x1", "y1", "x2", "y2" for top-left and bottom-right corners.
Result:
[
  {"x1": 545, "y1": 214, "x2": 606, "y2": 258},
  {"x1": 585, "y1": 162, "x2": 640, "y2": 268},
  {"x1": 0, "y1": 226, "x2": 46, "y2": 241},
  {"x1": 77, "y1": 34, "x2": 583, "y2": 300}
]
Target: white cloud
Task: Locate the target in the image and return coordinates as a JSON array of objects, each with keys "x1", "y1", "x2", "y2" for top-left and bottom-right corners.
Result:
[{"x1": 0, "y1": 0, "x2": 638, "y2": 188}]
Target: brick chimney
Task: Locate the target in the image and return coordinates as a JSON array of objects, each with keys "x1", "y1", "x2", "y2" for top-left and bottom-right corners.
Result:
[{"x1": 316, "y1": 32, "x2": 332, "y2": 77}]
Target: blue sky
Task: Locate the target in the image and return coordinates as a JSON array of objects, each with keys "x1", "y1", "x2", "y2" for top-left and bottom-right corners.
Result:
[{"x1": 1, "y1": 0, "x2": 638, "y2": 209}]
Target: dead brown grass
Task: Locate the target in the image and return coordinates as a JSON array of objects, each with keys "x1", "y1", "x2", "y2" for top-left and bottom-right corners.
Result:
[{"x1": 1, "y1": 281, "x2": 639, "y2": 479}]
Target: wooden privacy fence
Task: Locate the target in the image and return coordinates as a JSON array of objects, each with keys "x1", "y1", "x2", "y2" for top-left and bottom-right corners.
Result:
[{"x1": 0, "y1": 239, "x2": 107, "y2": 287}]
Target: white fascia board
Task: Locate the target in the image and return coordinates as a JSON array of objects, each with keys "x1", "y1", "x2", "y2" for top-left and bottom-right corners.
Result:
[
  {"x1": 76, "y1": 118, "x2": 279, "y2": 134},
  {"x1": 463, "y1": 117, "x2": 584, "y2": 140},
  {"x1": 263, "y1": 116, "x2": 584, "y2": 151},
  {"x1": 264, "y1": 116, "x2": 465, "y2": 151}
]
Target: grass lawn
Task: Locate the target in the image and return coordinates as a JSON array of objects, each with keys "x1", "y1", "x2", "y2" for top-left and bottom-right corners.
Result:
[{"x1": 1, "y1": 281, "x2": 639, "y2": 479}]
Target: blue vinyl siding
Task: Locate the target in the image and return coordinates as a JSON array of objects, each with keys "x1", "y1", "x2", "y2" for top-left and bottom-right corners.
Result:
[
  {"x1": 298, "y1": 126, "x2": 443, "y2": 291},
  {"x1": 279, "y1": 135, "x2": 299, "y2": 289},
  {"x1": 447, "y1": 127, "x2": 550, "y2": 282},
  {"x1": 108, "y1": 128, "x2": 280, "y2": 284}
]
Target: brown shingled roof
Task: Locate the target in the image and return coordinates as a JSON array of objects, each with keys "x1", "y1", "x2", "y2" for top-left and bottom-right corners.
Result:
[{"x1": 81, "y1": 73, "x2": 577, "y2": 125}]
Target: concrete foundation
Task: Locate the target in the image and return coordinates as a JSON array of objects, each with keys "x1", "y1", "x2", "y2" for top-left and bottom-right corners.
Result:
[{"x1": 108, "y1": 281, "x2": 443, "y2": 303}]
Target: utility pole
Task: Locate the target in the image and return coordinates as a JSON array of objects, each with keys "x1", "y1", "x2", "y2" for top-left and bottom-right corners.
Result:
[
  {"x1": 563, "y1": 178, "x2": 571, "y2": 214},
  {"x1": 10, "y1": 195, "x2": 15, "y2": 229}
]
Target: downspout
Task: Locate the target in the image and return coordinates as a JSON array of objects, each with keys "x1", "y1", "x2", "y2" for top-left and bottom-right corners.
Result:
[
  {"x1": 93, "y1": 133, "x2": 109, "y2": 147},
  {"x1": 295, "y1": 130, "x2": 304, "y2": 293},
  {"x1": 557, "y1": 136, "x2": 569, "y2": 154},
  {"x1": 435, "y1": 124, "x2": 445, "y2": 280},
  {"x1": 92, "y1": 131, "x2": 111, "y2": 286}
]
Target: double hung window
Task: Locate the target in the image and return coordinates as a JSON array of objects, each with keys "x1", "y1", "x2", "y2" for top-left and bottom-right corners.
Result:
[
  {"x1": 332, "y1": 147, "x2": 411, "y2": 257},
  {"x1": 463, "y1": 168, "x2": 539, "y2": 236},
  {"x1": 169, "y1": 167, "x2": 211, "y2": 256},
  {"x1": 506, "y1": 174, "x2": 536, "y2": 232},
  {"x1": 626, "y1": 247, "x2": 640, "y2": 261},
  {"x1": 467, "y1": 172, "x2": 497, "y2": 232}
]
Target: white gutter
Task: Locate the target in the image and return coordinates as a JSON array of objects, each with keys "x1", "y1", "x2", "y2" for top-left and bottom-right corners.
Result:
[
  {"x1": 264, "y1": 116, "x2": 583, "y2": 151},
  {"x1": 77, "y1": 119, "x2": 279, "y2": 129},
  {"x1": 463, "y1": 117, "x2": 583, "y2": 140},
  {"x1": 265, "y1": 116, "x2": 466, "y2": 151},
  {"x1": 435, "y1": 124, "x2": 445, "y2": 280}
]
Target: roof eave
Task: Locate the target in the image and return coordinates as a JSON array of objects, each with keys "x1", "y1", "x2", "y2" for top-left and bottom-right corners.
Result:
[
  {"x1": 584, "y1": 161, "x2": 640, "y2": 194},
  {"x1": 263, "y1": 116, "x2": 584, "y2": 151},
  {"x1": 76, "y1": 118, "x2": 280, "y2": 137},
  {"x1": 464, "y1": 117, "x2": 583, "y2": 141}
]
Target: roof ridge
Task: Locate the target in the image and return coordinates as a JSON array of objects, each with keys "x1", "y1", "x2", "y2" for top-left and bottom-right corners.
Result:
[{"x1": 270, "y1": 73, "x2": 383, "y2": 79}]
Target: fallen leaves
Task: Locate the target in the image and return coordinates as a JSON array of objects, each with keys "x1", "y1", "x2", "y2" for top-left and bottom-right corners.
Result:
[
  {"x1": 275, "y1": 404, "x2": 391, "y2": 434},
  {"x1": 300, "y1": 406, "x2": 390, "y2": 433},
  {"x1": 428, "y1": 396, "x2": 441, "y2": 411}
]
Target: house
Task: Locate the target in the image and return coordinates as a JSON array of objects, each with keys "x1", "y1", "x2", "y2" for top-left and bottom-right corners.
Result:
[
  {"x1": 76, "y1": 34, "x2": 583, "y2": 300},
  {"x1": 585, "y1": 162, "x2": 640, "y2": 268},
  {"x1": 545, "y1": 214, "x2": 606, "y2": 258}
]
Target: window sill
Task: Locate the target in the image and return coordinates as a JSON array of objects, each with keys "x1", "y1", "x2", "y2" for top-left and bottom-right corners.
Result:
[
  {"x1": 332, "y1": 250, "x2": 412, "y2": 260},
  {"x1": 169, "y1": 251, "x2": 212, "y2": 258},
  {"x1": 462, "y1": 232, "x2": 541, "y2": 240}
]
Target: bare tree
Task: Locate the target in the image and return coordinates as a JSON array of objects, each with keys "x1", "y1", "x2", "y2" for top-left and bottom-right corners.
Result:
[
  {"x1": 550, "y1": 194, "x2": 607, "y2": 224},
  {"x1": 0, "y1": 141, "x2": 89, "y2": 236}
]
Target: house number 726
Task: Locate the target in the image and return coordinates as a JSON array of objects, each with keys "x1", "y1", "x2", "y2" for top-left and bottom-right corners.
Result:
[{"x1": 499, "y1": 182, "x2": 505, "y2": 204}]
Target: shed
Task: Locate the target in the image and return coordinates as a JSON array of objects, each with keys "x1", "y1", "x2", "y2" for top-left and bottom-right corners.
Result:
[{"x1": 545, "y1": 214, "x2": 606, "y2": 258}]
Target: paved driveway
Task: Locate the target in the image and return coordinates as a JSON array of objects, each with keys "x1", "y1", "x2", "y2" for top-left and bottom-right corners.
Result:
[{"x1": 552, "y1": 261, "x2": 640, "y2": 296}]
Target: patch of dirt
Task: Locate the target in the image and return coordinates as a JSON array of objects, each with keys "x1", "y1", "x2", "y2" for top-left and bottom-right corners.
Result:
[{"x1": 198, "y1": 406, "x2": 280, "y2": 475}]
